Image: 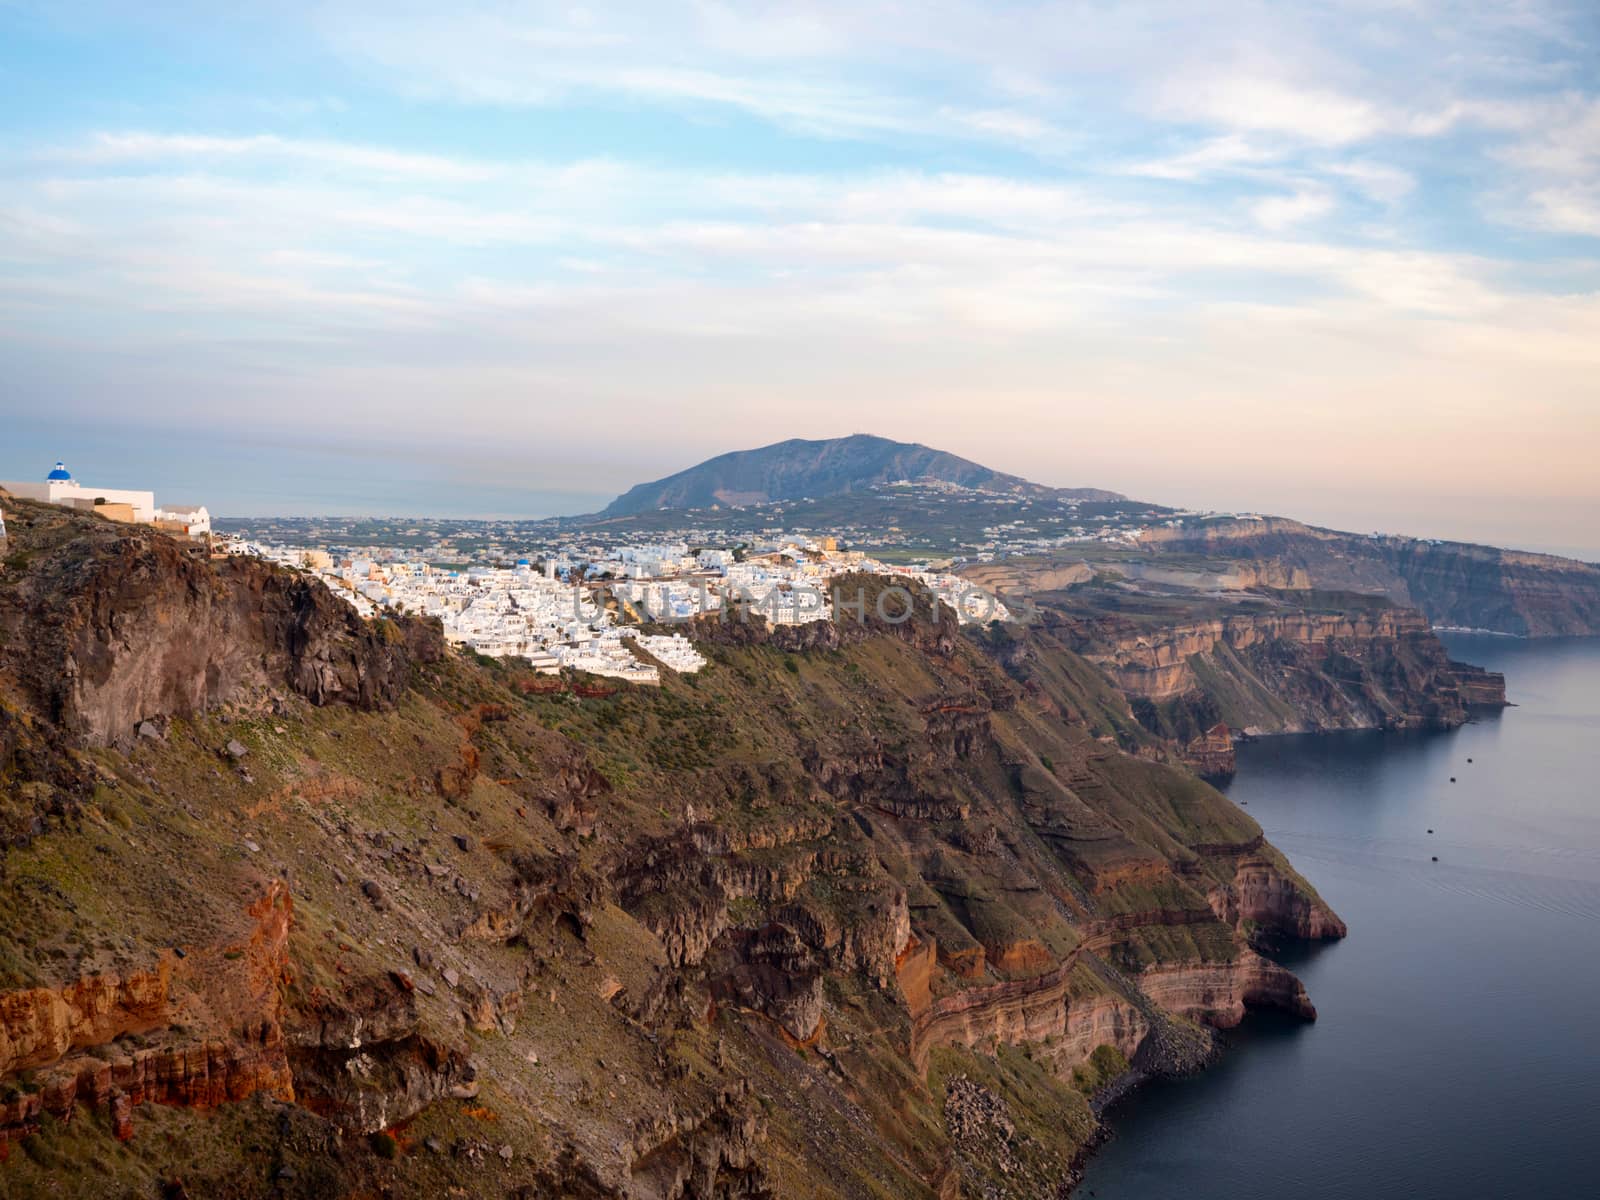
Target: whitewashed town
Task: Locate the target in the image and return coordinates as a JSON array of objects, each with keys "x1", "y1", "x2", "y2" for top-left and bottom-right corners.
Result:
[
  {"x1": 230, "y1": 535, "x2": 1013, "y2": 686},
  {"x1": 0, "y1": 459, "x2": 1013, "y2": 687}
]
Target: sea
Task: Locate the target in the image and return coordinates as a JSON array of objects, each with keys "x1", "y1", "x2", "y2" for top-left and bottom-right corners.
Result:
[{"x1": 1076, "y1": 633, "x2": 1600, "y2": 1199}]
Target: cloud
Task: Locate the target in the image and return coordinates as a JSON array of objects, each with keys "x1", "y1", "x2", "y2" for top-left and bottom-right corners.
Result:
[
  {"x1": 1252, "y1": 185, "x2": 1336, "y2": 230},
  {"x1": 1497, "y1": 95, "x2": 1600, "y2": 174},
  {"x1": 1123, "y1": 135, "x2": 1283, "y2": 180},
  {"x1": 1324, "y1": 160, "x2": 1416, "y2": 204},
  {"x1": 55, "y1": 132, "x2": 497, "y2": 181},
  {"x1": 1522, "y1": 185, "x2": 1600, "y2": 236},
  {"x1": 1, "y1": 127, "x2": 1537, "y2": 365},
  {"x1": 1152, "y1": 75, "x2": 1389, "y2": 145},
  {"x1": 1476, "y1": 96, "x2": 1600, "y2": 235}
]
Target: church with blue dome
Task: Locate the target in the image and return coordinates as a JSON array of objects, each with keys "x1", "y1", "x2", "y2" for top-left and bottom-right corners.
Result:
[
  {"x1": 1, "y1": 459, "x2": 211, "y2": 536},
  {"x1": 0, "y1": 459, "x2": 158, "y2": 524}
]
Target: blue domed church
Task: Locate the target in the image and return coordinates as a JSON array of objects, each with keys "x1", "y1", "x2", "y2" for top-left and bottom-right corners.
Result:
[{"x1": 0, "y1": 460, "x2": 157, "y2": 523}]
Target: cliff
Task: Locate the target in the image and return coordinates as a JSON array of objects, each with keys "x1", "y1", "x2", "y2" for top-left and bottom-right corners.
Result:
[
  {"x1": 0, "y1": 496, "x2": 441, "y2": 752},
  {"x1": 1141, "y1": 517, "x2": 1600, "y2": 637},
  {"x1": 0, "y1": 501, "x2": 1338, "y2": 1199},
  {"x1": 1045, "y1": 599, "x2": 1506, "y2": 752},
  {"x1": 956, "y1": 554, "x2": 1509, "y2": 773}
]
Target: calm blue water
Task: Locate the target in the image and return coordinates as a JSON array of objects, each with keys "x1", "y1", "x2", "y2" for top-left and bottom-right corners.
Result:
[{"x1": 1077, "y1": 634, "x2": 1600, "y2": 1199}]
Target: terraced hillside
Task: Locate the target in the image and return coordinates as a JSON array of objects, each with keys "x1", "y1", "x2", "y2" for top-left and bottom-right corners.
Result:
[{"x1": 0, "y1": 495, "x2": 1340, "y2": 1199}]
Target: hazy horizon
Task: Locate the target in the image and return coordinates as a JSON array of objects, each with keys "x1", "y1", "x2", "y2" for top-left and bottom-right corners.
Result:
[
  {"x1": 3, "y1": 3, "x2": 1597, "y2": 559},
  {"x1": 6, "y1": 417, "x2": 1597, "y2": 563}
]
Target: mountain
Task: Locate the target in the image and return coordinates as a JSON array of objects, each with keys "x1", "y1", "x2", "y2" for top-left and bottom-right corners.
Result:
[{"x1": 600, "y1": 433, "x2": 1123, "y2": 516}]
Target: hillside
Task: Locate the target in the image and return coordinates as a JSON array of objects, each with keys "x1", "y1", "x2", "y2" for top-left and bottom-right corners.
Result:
[
  {"x1": 0, "y1": 498, "x2": 1339, "y2": 1199},
  {"x1": 599, "y1": 434, "x2": 1123, "y2": 517}
]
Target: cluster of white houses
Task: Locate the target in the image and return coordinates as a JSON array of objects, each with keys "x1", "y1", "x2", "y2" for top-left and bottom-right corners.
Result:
[
  {"x1": 4, "y1": 459, "x2": 1015, "y2": 688},
  {"x1": 1, "y1": 462, "x2": 211, "y2": 538},
  {"x1": 231, "y1": 534, "x2": 1010, "y2": 685},
  {"x1": 228, "y1": 546, "x2": 710, "y2": 685}
]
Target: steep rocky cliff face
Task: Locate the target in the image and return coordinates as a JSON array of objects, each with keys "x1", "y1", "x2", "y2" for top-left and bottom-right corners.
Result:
[
  {"x1": 1379, "y1": 539, "x2": 1600, "y2": 636},
  {"x1": 0, "y1": 502, "x2": 1342, "y2": 1199},
  {"x1": 0, "y1": 497, "x2": 440, "y2": 752},
  {"x1": 961, "y1": 544, "x2": 1512, "y2": 778},
  {"x1": 1042, "y1": 598, "x2": 1507, "y2": 754},
  {"x1": 0, "y1": 881, "x2": 296, "y2": 1144},
  {"x1": 0, "y1": 496, "x2": 442, "y2": 849},
  {"x1": 1140, "y1": 517, "x2": 1600, "y2": 636}
]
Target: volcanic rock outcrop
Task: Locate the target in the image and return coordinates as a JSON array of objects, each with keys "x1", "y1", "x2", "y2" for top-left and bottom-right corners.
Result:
[
  {"x1": 0, "y1": 496, "x2": 440, "y2": 752},
  {"x1": 0, "y1": 880, "x2": 296, "y2": 1144}
]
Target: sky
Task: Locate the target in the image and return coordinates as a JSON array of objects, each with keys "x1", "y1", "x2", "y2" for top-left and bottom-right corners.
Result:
[{"x1": 1, "y1": 2, "x2": 1598, "y2": 557}]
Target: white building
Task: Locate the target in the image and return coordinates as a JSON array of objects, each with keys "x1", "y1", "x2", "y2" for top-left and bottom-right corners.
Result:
[
  {"x1": 624, "y1": 630, "x2": 708, "y2": 673},
  {"x1": 155, "y1": 504, "x2": 211, "y2": 536},
  {"x1": 1, "y1": 461, "x2": 157, "y2": 523}
]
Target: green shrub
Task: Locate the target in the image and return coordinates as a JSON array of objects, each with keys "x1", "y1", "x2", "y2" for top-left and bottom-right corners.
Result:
[{"x1": 1070, "y1": 1042, "x2": 1130, "y2": 1095}]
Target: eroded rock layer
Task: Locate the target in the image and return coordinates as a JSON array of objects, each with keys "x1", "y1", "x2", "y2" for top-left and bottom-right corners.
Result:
[{"x1": 1139, "y1": 516, "x2": 1600, "y2": 637}]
